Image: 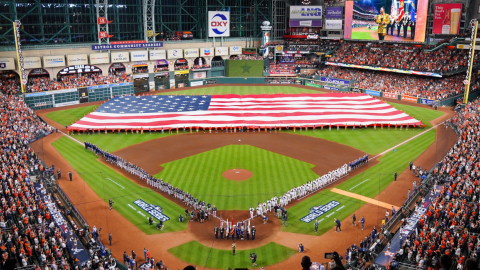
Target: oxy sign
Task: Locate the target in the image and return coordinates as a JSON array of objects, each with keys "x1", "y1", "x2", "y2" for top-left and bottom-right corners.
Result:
[{"x1": 209, "y1": 11, "x2": 230, "y2": 37}]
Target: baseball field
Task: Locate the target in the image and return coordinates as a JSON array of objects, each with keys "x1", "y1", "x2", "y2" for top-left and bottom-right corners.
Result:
[{"x1": 34, "y1": 85, "x2": 455, "y2": 270}]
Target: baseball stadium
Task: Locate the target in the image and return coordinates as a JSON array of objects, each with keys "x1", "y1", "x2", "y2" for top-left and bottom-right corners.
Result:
[{"x1": 0, "y1": 1, "x2": 478, "y2": 270}]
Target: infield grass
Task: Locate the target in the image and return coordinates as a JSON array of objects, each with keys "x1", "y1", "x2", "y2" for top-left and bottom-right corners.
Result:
[
  {"x1": 52, "y1": 136, "x2": 187, "y2": 234},
  {"x1": 168, "y1": 241, "x2": 296, "y2": 269},
  {"x1": 155, "y1": 145, "x2": 319, "y2": 210}
]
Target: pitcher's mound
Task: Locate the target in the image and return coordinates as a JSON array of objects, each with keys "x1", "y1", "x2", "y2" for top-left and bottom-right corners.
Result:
[{"x1": 222, "y1": 169, "x2": 253, "y2": 181}]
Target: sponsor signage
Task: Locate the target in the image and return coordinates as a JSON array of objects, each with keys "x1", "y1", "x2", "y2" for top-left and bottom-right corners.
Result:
[
  {"x1": 260, "y1": 21, "x2": 272, "y2": 31},
  {"x1": 433, "y1": 3, "x2": 462, "y2": 35},
  {"x1": 133, "y1": 199, "x2": 170, "y2": 222},
  {"x1": 130, "y1": 51, "x2": 148, "y2": 61},
  {"x1": 110, "y1": 40, "x2": 146, "y2": 44},
  {"x1": 275, "y1": 45, "x2": 284, "y2": 53},
  {"x1": 88, "y1": 82, "x2": 132, "y2": 90},
  {"x1": 23, "y1": 57, "x2": 41, "y2": 69},
  {"x1": 0, "y1": 58, "x2": 15, "y2": 70},
  {"x1": 320, "y1": 76, "x2": 350, "y2": 86},
  {"x1": 192, "y1": 71, "x2": 207, "y2": 79},
  {"x1": 214, "y1": 47, "x2": 228, "y2": 56},
  {"x1": 383, "y1": 92, "x2": 398, "y2": 99},
  {"x1": 326, "y1": 7, "x2": 343, "y2": 19},
  {"x1": 365, "y1": 90, "x2": 381, "y2": 97},
  {"x1": 324, "y1": 85, "x2": 340, "y2": 91},
  {"x1": 167, "y1": 49, "x2": 183, "y2": 59},
  {"x1": 208, "y1": 11, "x2": 230, "y2": 37},
  {"x1": 206, "y1": 79, "x2": 217, "y2": 85},
  {"x1": 43, "y1": 55, "x2": 65, "y2": 68},
  {"x1": 111, "y1": 52, "x2": 129, "y2": 63},
  {"x1": 200, "y1": 47, "x2": 214, "y2": 57},
  {"x1": 402, "y1": 95, "x2": 418, "y2": 102},
  {"x1": 184, "y1": 48, "x2": 199, "y2": 58},
  {"x1": 54, "y1": 100, "x2": 80, "y2": 107},
  {"x1": 420, "y1": 98, "x2": 435, "y2": 105},
  {"x1": 289, "y1": 20, "x2": 322, "y2": 27},
  {"x1": 191, "y1": 81, "x2": 204, "y2": 87},
  {"x1": 67, "y1": 54, "x2": 88, "y2": 66},
  {"x1": 230, "y1": 46, "x2": 242, "y2": 55},
  {"x1": 92, "y1": 42, "x2": 163, "y2": 50},
  {"x1": 285, "y1": 50, "x2": 311, "y2": 54},
  {"x1": 326, "y1": 62, "x2": 442, "y2": 78},
  {"x1": 149, "y1": 50, "x2": 167, "y2": 60},
  {"x1": 325, "y1": 20, "x2": 343, "y2": 30},
  {"x1": 89, "y1": 53, "x2": 109, "y2": 64},
  {"x1": 300, "y1": 201, "x2": 341, "y2": 223},
  {"x1": 174, "y1": 70, "x2": 189, "y2": 75},
  {"x1": 242, "y1": 48, "x2": 257, "y2": 55},
  {"x1": 290, "y1": 6, "x2": 322, "y2": 19}
]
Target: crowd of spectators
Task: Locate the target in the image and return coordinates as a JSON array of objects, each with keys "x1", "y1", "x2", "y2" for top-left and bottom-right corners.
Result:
[
  {"x1": 24, "y1": 73, "x2": 131, "y2": 93},
  {"x1": 317, "y1": 66, "x2": 480, "y2": 100},
  {"x1": 0, "y1": 78, "x2": 21, "y2": 95},
  {"x1": 352, "y1": 20, "x2": 375, "y2": 28},
  {"x1": 154, "y1": 66, "x2": 168, "y2": 72},
  {"x1": 190, "y1": 64, "x2": 211, "y2": 70},
  {"x1": 174, "y1": 64, "x2": 189, "y2": 70},
  {"x1": 329, "y1": 42, "x2": 480, "y2": 74}
]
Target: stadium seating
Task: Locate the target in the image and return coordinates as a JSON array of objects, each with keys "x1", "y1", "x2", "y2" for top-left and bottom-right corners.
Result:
[
  {"x1": 25, "y1": 73, "x2": 131, "y2": 93},
  {"x1": 317, "y1": 66, "x2": 480, "y2": 100}
]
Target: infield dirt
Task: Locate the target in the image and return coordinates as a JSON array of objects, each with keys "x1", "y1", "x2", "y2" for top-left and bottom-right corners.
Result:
[{"x1": 34, "y1": 95, "x2": 456, "y2": 270}]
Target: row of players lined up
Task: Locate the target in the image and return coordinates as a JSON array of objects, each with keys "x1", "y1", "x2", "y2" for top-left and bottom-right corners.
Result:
[
  {"x1": 85, "y1": 142, "x2": 368, "y2": 219},
  {"x1": 69, "y1": 123, "x2": 426, "y2": 134}
]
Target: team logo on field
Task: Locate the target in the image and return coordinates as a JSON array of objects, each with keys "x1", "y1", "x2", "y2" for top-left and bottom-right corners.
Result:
[
  {"x1": 133, "y1": 199, "x2": 170, "y2": 222},
  {"x1": 300, "y1": 200, "x2": 341, "y2": 223}
]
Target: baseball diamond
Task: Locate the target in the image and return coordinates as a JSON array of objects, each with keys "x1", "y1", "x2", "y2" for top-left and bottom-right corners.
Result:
[{"x1": 27, "y1": 84, "x2": 455, "y2": 270}]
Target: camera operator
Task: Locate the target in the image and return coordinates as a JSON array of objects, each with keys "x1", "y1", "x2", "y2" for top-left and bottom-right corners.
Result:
[
  {"x1": 250, "y1": 252, "x2": 257, "y2": 267},
  {"x1": 330, "y1": 251, "x2": 346, "y2": 270}
]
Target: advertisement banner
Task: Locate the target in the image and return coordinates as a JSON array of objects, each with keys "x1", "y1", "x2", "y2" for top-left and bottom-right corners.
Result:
[
  {"x1": 192, "y1": 71, "x2": 207, "y2": 79},
  {"x1": 208, "y1": 11, "x2": 230, "y2": 37},
  {"x1": 149, "y1": 50, "x2": 167, "y2": 60},
  {"x1": 433, "y1": 3, "x2": 462, "y2": 35},
  {"x1": 169, "y1": 79, "x2": 175, "y2": 89},
  {"x1": 420, "y1": 98, "x2": 435, "y2": 105},
  {"x1": 191, "y1": 81, "x2": 204, "y2": 87},
  {"x1": 325, "y1": 20, "x2": 343, "y2": 30},
  {"x1": 0, "y1": 58, "x2": 15, "y2": 70},
  {"x1": 230, "y1": 46, "x2": 242, "y2": 55},
  {"x1": 214, "y1": 47, "x2": 228, "y2": 56},
  {"x1": 383, "y1": 92, "x2": 398, "y2": 99},
  {"x1": 275, "y1": 45, "x2": 284, "y2": 53},
  {"x1": 167, "y1": 49, "x2": 183, "y2": 59},
  {"x1": 200, "y1": 47, "x2": 214, "y2": 57},
  {"x1": 67, "y1": 54, "x2": 88, "y2": 66},
  {"x1": 110, "y1": 40, "x2": 146, "y2": 44},
  {"x1": 324, "y1": 85, "x2": 340, "y2": 91},
  {"x1": 326, "y1": 62, "x2": 442, "y2": 78},
  {"x1": 78, "y1": 87, "x2": 89, "y2": 103},
  {"x1": 365, "y1": 90, "x2": 381, "y2": 96},
  {"x1": 184, "y1": 48, "x2": 199, "y2": 58},
  {"x1": 23, "y1": 57, "x2": 42, "y2": 69},
  {"x1": 111, "y1": 52, "x2": 129, "y2": 63},
  {"x1": 89, "y1": 53, "x2": 109, "y2": 64},
  {"x1": 174, "y1": 70, "x2": 189, "y2": 75},
  {"x1": 92, "y1": 42, "x2": 163, "y2": 50},
  {"x1": 130, "y1": 51, "x2": 148, "y2": 61},
  {"x1": 289, "y1": 20, "x2": 322, "y2": 27},
  {"x1": 43, "y1": 55, "x2": 65, "y2": 68},
  {"x1": 401, "y1": 95, "x2": 418, "y2": 102},
  {"x1": 289, "y1": 6, "x2": 322, "y2": 19},
  {"x1": 305, "y1": 82, "x2": 322, "y2": 88},
  {"x1": 326, "y1": 7, "x2": 343, "y2": 19},
  {"x1": 320, "y1": 76, "x2": 350, "y2": 86}
]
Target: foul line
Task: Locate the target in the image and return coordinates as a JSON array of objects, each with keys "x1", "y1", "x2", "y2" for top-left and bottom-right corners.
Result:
[
  {"x1": 369, "y1": 122, "x2": 445, "y2": 161},
  {"x1": 349, "y1": 179, "x2": 370, "y2": 191},
  {"x1": 106, "y1": 177, "x2": 125, "y2": 189},
  {"x1": 59, "y1": 130, "x2": 84, "y2": 146},
  {"x1": 331, "y1": 188, "x2": 399, "y2": 210}
]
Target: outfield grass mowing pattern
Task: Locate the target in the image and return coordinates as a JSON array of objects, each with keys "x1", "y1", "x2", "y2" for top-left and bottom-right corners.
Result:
[
  {"x1": 46, "y1": 105, "x2": 97, "y2": 127},
  {"x1": 155, "y1": 145, "x2": 319, "y2": 210},
  {"x1": 159, "y1": 85, "x2": 322, "y2": 95},
  {"x1": 168, "y1": 241, "x2": 296, "y2": 269},
  {"x1": 53, "y1": 137, "x2": 187, "y2": 234},
  {"x1": 336, "y1": 130, "x2": 436, "y2": 198}
]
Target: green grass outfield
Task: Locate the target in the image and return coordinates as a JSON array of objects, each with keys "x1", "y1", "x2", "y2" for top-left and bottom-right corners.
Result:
[
  {"x1": 168, "y1": 241, "x2": 296, "y2": 269},
  {"x1": 53, "y1": 136, "x2": 187, "y2": 234},
  {"x1": 47, "y1": 105, "x2": 97, "y2": 127},
  {"x1": 287, "y1": 103, "x2": 443, "y2": 155},
  {"x1": 155, "y1": 145, "x2": 319, "y2": 210},
  {"x1": 159, "y1": 85, "x2": 321, "y2": 95}
]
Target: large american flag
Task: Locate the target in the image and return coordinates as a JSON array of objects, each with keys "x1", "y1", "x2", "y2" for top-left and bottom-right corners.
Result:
[{"x1": 68, "y1": 93, "x2": 422, "y2": 130}]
